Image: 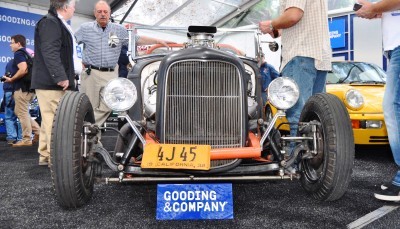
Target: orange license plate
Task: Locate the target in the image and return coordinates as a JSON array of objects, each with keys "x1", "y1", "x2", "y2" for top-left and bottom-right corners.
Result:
[{"x1": 141, "y1": 143, "x2": 211, "y2": 170}]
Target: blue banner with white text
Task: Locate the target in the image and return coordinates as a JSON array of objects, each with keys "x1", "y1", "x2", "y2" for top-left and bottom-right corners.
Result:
[
  {"x1": 329, "y1": 18, "x2": 346, "y2": 49},
  {"x1": 0, "y1": 7, "x2": 42, "y2": 101},
  {"x1": 157, "y1": 183, "x2": 234, "y2": 220}
]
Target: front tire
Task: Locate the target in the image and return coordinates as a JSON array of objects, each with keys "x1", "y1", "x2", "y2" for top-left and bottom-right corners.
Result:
[
  {"x1": 51, "y1": 92, "x2": 96, "y2": 208},
  {"x1": 299, "y1": 93, "x2": 354, "y2": 201}
]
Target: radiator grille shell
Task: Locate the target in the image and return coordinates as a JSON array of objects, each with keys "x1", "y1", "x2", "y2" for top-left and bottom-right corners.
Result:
[{"x1": 162, "y1": 60, "x2": 244, "y2": 149}]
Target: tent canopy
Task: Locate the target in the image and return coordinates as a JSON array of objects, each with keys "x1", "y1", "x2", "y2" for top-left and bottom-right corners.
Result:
[
  {"x1": 6, "y1": 0, "x2": 128, "y2": 18},
  {"x1": 11, "y1": 0, "x2": 264, "y2": 27},
  {"x1": 112, "y1": 0, "x2": 262, "y2": 27},
  {"x1": 9, "y1": 0, "x2": 367, "y2": 28}
]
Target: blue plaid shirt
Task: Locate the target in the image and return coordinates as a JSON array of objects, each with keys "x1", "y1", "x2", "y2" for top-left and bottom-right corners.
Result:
[{"x1": 75, "y1": 21, "x2": 138, "y2": 68}]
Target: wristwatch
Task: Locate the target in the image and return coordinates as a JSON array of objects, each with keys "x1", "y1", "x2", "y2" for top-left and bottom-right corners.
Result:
[
  {"x1": 269, "y1": 21, "x2": 274, "y2": 32},
  {"x1": 269, "y1": 21, "x2": 279, "y2": 38}
]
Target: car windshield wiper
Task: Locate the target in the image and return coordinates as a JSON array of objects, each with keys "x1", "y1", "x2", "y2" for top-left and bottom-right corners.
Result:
[
  {"x1": 361, "y1": 80, "x2": 385, "y2": 84},
  {"x1": 348, "y1": 80, "x2": 363, "y2": 84},
  {"x1": 338, "y1": 65, "x2": 359, "y2": 83}
]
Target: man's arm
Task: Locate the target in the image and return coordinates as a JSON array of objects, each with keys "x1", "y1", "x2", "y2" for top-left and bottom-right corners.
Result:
[
  {"x1": 259, "y1": 7, "x2": 304, "y2": 36},
  {"x1": 3, "y1": 61, "x2": 27, "y2": 83},
  {"x1": 137, "y1": 36, "x2": 175, "y2": 47},
  {"x1": 75, "y1": 24, "x2": 84, "y2": 44},
  {"x1": 269, "y1": 64, "x2": 280, "y2": 80},
  {"x1": 357, "y1": 0, "x2": 400, "y2": 19}
]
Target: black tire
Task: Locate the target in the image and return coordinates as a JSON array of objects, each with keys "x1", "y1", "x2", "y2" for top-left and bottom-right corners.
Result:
[
  {"x1": 264, "y1": 105, "x2": 273, "y2": 122},
  {"x1": 113, "y1": 123, "x2": 139, "y2": 163},
  {"x1": 114, "y1": 123, "x2": 133, "y2": 155},
  {"x1": 299, "y1": 93, "x2": 354, "y2": 201},
  {"x1": 50, "y1": 92, "x2": 96, "y2": 208}
]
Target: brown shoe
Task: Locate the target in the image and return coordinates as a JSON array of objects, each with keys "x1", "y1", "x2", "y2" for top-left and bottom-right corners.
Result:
[
  {"x1": 39, "y1": 156, "x2": 49, "y2": 166},
  {"x1": 7, "y1": 140, "x2": 16, "y2": 145},
  {"x1": 32, "y1": 134, "x2": 40, "y2": 144},
  {"x1": 12, "y1": 140, "x2": 33, "y2": 147},
  {"x1": 38, "y1": 161, "x2": 48, "y2": 166}
]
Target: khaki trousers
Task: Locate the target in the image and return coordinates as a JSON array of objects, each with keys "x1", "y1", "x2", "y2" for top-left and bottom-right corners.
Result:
[
  {"x1": 14, "y1": 89, "x2": 40, "y2": 142},
  {"x1": 35, "y1": 89, "x2": 66, "y2": 158},
  {"x1": 80, "y1": 67, "x2": 118, "y2": 127}
]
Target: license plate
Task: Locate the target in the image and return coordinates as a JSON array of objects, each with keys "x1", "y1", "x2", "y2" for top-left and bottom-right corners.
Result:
[{"x1": 141, "y1": 143, "x2": 211, "y2": 170}]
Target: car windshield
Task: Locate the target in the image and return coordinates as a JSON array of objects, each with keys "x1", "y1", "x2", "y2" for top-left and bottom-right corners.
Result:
[
  {"x1": 132, "y1": 26, "x2": 264, "y2": 59},
  {"x1": 327, "y1": 62, "x2": 386, "y2": 84}
]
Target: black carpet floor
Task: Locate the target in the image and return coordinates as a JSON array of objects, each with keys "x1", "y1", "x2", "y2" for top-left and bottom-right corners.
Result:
[{"x1": 0, "y1": 133, "x2": 399, "y2": 228}]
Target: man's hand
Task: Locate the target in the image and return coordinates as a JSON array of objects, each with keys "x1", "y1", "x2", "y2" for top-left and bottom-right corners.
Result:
[
  {"x1": 3, "y1": 76, "x2": 12, "y2": 83},
  {"x1": 57, "y1": 80, "x2": 69, "y2": 90},
  {"x1": 158, "y1": 40, "x2": 176, "y2": 50},
  {"x1": 259, "y1": 20, "x2": 275, "y2": 37},
  {"x1": 356, "y1": 0, "x2": 380, "y2": 19}
]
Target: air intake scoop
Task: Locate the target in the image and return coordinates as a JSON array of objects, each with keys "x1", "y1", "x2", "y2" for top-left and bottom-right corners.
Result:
[{"x1": 188, "y1": 26, "x2": 217, "y2": 34}]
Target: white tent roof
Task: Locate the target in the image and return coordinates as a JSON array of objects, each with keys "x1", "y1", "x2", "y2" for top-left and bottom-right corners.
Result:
[
  {"x1": 2, "y1": 0, "x2": 128, "y2": 18},
  {"x1": 7, "y1": 0, "x2": 372, "y2": 27},
  {"x1": 113, "y1": 0, "x2": 262, "y2": 27}
]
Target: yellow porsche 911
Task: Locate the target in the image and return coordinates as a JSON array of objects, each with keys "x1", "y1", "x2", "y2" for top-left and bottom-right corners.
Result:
[{"x1": 266, "y1": 61, "x2": 388, "y2": 145}]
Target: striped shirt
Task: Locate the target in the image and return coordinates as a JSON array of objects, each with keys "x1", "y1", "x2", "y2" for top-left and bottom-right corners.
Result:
[
  {"x1": 75, "y1": 21, "x2": 138, "y2": 68},
  {"x1": 280, "y1": 0, "x2": 332, "y2": 71}
]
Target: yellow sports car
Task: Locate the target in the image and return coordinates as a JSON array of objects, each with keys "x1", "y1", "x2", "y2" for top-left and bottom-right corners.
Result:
[{"x1": 266, "y1": 61, "x2": 388, "y2": 145}]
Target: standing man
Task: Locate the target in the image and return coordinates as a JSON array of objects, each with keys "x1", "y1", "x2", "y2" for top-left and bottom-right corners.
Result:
[
  {"x1": 75, "y1": 0, "x2": 127, "y2": 127},
  {"x1": 259, "y1": 53, "x2": 280, "y2": 106},
  {"x1": 76, "y1": 0, "x2": 174, "y2": 127},
  {"x1": 31, "y1": 0, "x2": 79, "y2": 166},
  {"x1": 118, "y1": 45, "x2": 129, "y2": 78},
  {"x1": 2, "y1": 59, "x2": 22, "y2": 145},
  {"x1": 259, "y1": 1, "x2": 332, "y2": 138},
  {"x1": 356, "y1": 0, "x2": 400, "y2": 201},
  {"x1": 2, "y1": 35, "x2": 40, "y2": 147}
]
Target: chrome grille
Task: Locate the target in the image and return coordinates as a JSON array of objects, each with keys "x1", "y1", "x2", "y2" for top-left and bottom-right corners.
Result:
[{"x1": 163, "y1": 60, "x2": 243, "y2": 148}]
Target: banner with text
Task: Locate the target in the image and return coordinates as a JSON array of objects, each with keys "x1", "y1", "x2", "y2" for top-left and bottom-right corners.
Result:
[
  {"x1": 0, "y1": 7, "x2": 42, "y2": 99},
  {"x1": 329, "y1": 18, "x2": 346, "y2": 49},
  {"x1": 156, "y1": 183, "x2": 234, "y2": 220}
]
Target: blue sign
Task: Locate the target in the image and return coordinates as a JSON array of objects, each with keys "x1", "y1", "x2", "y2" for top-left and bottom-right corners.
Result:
[
  {"x1": 156, "y1": 183, "x2": 234, "y2": 220},
  {"x1": 0, "y1": 113, "x2": 5, "y2": 134},
  {"x1": 0, "y1": 7, "x2": 42, "y2": 101},
  {"x1": 329, "y1": 18, "x2": 346, "y2": 49}
]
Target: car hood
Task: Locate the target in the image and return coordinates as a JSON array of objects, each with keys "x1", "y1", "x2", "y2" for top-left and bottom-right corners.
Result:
[{"x1": 327, "y1": 84, "x2": 385, "y2": 112}]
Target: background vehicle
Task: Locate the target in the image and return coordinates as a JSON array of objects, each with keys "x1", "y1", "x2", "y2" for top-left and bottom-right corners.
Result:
[
  {"x1": 50, "y1": 26, "x2": 354, "y2": 209},
  {"x1": 0, "y1": 96, "x2": 40, "y2": 133},
  {"x1": 0, "y1": 97, "x2": 4, "y2": 133},
  {"x1": 327, "y1": 61, "x2": 387, "y2": 145},
  {"x1": 267, "y1": 61, "x2": 388, "y2": 145}
]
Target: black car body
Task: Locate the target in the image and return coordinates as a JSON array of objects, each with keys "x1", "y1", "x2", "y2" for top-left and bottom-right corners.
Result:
[{"x1": 50, "y1": 26, "x2": 354, "y2": 209}]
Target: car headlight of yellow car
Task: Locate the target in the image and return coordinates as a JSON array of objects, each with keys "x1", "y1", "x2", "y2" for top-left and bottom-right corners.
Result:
[
  {"x1": 268, "y1": 77, "x2": 299, "y2": 110},
  {"x1": 345, "y1": 89, "x2": 364, "y2": 110},
  {"x1": 103, "y1": 78, "x2": 137, "y2": 112}
]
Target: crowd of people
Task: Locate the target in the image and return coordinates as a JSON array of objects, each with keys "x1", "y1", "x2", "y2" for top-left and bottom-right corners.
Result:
[
  {"x1": 259, "y1": 0, "x2": 400, "y2": 202},
  {"x1": 1, "y1": 0, "x2": 173, "y2": 164},
  {"x1": 1, "y1": 0, "x2": 399, "y2": 202}
]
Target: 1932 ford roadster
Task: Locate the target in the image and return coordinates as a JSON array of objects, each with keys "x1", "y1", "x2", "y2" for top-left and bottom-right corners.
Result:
[{"x1": 50, "y1": 26, "x2": 354, "y2": 208}]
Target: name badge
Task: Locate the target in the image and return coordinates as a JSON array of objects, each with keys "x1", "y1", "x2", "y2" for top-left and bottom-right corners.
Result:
[
  {"x1": 156, "y1": 183, "x2": 234, "y2": 220},
  {"x1": 76, "y1": 45, "x2": 82, "y2": 59}
]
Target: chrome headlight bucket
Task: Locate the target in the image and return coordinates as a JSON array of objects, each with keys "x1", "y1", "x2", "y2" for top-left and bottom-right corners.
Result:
[
  {"x1": 268, "y1": 77, "x2": 299, "y2": 110},
  {"x1": 345, "y1": 89, "x2": 364, "y2": 110},
  {"x1": 103, "y1": 78, "x2": 137, "y2": 112}
]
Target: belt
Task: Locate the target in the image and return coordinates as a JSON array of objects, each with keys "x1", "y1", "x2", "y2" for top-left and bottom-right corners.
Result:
[{"x1": 89, "y1": 65, "x2": 114, "y2": 72}]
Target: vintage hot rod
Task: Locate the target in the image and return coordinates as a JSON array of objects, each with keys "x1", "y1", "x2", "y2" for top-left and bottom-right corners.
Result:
[{"x1": 50, "y1": 26, "x2": 354, "y2": 208}]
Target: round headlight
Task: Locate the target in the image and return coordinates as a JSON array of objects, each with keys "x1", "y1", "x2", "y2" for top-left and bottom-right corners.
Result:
[
  {"x1": 103, "y1": 78, "x2": 137, "y2": 111},
  {"x1": 267, "y1": 77, "x2": 299, "y2": 110},
  {"x1": 345, "y1": 89, "x2": 364, "y2": 110}
]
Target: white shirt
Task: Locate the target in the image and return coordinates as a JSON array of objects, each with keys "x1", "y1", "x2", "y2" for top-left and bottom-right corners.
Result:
[
  {"x1": 382, "y1": 10, "x2": 400, "y2": 51},
  {"x1": 58, "y1": 14, "x2": 82, "y2": 75},
  {"x1": 280, "y1": 0, "x2": 332, "y2": 71}
]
